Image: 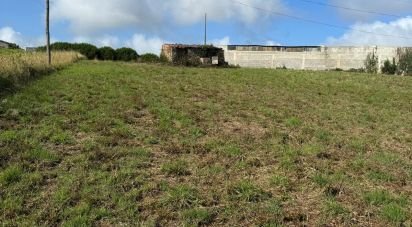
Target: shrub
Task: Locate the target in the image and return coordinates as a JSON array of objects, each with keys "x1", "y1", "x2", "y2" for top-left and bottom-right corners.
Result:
[
  {"x1": 8, "y1": 43, "x2": 21, "y2": 49},
  {"x1": 115, "y1": 48, "x2": 138, "y2": 61},
  {"x1": 50, "y1": 42, "x2": 73, "y2": 51},
  {"x1": 397, "y1": 48, "x2": 412, "y2": 75},
  {"x1": 160, "y1": 53, "x2": 169, "y2": 63},
  {"x1": 139, "y1": 53, "x2": 160, "y2": 63},
  {"x1": 364, "y1": 52, "x2": 379, "y2": 74},
  {"x1": 97, "y1": 46, "x2": 116, "y2": 61},
  {"x1": 73, "y1": 43, "x2": 98, "y2": 60},
  {"x1": 381, "y1": 58, "x2": 397, "y2": 75},
  {"x1": 37, "y1": 42, "x2": 98, "y2": 60}
]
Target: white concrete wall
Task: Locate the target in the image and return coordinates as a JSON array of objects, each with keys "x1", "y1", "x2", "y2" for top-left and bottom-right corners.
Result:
[{"x1": 219, "y1": 46, "x2": 399, "y2": 71}]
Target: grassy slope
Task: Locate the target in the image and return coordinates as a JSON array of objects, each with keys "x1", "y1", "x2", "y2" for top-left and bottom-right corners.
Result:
[{"x1": 0, "y1": 61, "x2": 411, "y2": 226}]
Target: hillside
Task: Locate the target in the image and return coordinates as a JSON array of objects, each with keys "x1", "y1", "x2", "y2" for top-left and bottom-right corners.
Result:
[{"x1": 0, "y1": 61, "x2": 411, "y2": 226}]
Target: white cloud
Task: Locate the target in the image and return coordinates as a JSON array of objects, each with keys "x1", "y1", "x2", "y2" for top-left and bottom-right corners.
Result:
[
  {"x1": 51, "y1": 0, "x2": 285, "y2": 35},
  {"x1": 0, "y1": 26, "x2": 52, "y2": 48},
  {"x1": 125, "y1": 34, "x2": 166, "y2": 55},
  {"x1": 265, "y1": 40, "x2": 281, "y2": 46},
  {"x1": 165, "y1": 0, "x2": 284, "y2": 25},
  {"x1": 97, "y1": 35, "x2": 120, "y2": 47},
  {"x1": 210, "y1": 36, "x2": 230, "y2": 45},
  {"x1": 330, "y1": 0, "x2": 412, "y2": 21},
  {"x1": 51, "y1": 0, "x2": 163, "y2": 35},
  {"x1": 326, "y1": 17, "x2": 412, "y2": 46},
  {"x1": 0, "y1": 27, "x2": 22, "y2": 44},
  {"x1": 73, "y1": 35, "x2": 120, "y2": 48}
]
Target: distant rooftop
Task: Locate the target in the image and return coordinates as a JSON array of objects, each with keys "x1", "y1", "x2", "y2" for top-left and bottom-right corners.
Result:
[
  {"x1": 0, "y1": 40, "x2": 12, "y2": 44},
  {"x1": 162, "y1": 44, "x2": 221, "y2": 49}
]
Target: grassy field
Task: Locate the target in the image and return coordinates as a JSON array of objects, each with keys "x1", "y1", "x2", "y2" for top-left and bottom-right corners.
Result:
[
  {"x1": 0, "y1": 61, "x2": 411, "y2": 226},
  {"x1": 0, "y1": 50, "x2": 81, "y2": 94}
]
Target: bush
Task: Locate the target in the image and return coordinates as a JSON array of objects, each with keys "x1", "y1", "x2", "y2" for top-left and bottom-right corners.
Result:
[
  {"x1": 49, "y1": 42, "x2": 73, "y2": 51},
  {"x1": 397, "y1": 48, "x2": 412, "y2": 75},
  {"x1": 36, "y1": 42, "x2": 141, "y2": 62},
  {"x1": 139, "y1": 53, "x2": 160, "y2": 63},
  {"x1": 115, "y1": 48, "x2": 139, "y2": 61},
  {"x1": 73, "y1": 43, "x2": 98, "y2": 60},
  {"x1": 97, "y1": 47, "x2": 116, "y2": 61},
  {"x1": 160, "y1": 53, "x2": 169, "y2": 63},
  {"x1": 364, "y1": 52, "x2": 379, "y2": 74},
  {"x1": 37, "y1": 42, "x2": 98, "y2": 60},
  {"x1": 381, "y1": 59, "x2": 397, "y2": 75},
  {"x1": 8, "y1": 43, "x2": 21, "y2": 49}
]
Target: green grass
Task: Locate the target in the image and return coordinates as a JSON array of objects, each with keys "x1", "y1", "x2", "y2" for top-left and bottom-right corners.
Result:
[
  {"x1": 0, "y1": 61, "x2": 411, "y2": 226},
  {"x1": 228, "y1": 180, "x2": 271, "y2": 202},
  {"x1": 0, "y1": 165, "x2": 23, "y2": 185},
  {"x1": 161, "y1": 159, "x2": 191, "y2": 176}
]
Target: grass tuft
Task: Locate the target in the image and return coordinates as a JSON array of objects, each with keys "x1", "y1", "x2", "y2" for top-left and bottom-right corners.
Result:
[
  {"x1": 381, "y1": 203, "x2": 408, "y2": 223},
  {"x1": 163, "y1": 185, "x2": 199, "y2": 210},
  {"x1": 0, "y1": 165, "x2": 23, "y2": 185},
  {"x1": 161, "y1": 159, "x2": 191, "y2": 176},
  {"x1": 182, "y1": 208, "x2": 215, "y2": 226},
  {"x1": 228, "y1": 180, "x2": 271, "y2": 202}
]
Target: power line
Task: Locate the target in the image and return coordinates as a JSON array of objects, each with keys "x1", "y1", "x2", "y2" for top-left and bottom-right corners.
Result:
[
  {"x1": 229, "y1": 0, "x2": 412, "y2": 40},
  {"x1": 297, "y1": 0, "x2": 403, "y2": 18}
]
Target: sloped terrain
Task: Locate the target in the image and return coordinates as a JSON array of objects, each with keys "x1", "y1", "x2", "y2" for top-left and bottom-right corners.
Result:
[{"x1": 0, "y1": 61, "x2": 411, "y2": 226}]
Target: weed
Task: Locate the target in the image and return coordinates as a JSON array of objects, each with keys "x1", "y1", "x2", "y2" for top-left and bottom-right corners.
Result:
[
  {"x1": 0, "y1": 165, "x2": 23, "y2": 185},
  {"x1": 0, "y1": 196, "x2": 23, "y2": 214},
  {"x1": 163, "y1": 185, "x2": 199, "y2": 210},
  {"x1": 285, "y1": 117, "x2": 302, "y2": 128},
  {"x1": 25, "y1": 147, "x2": 59, "y2": 163},
  {"x1": 316, "y1": 129, "x2": 332, "y2": 143},
  {"x1": 228, "y1": 180, "x2": 271, "y2": 202},
  {"x1": 182, "y1": 208, "x2": 214, "y2": 226},
  {"x1": 324, "y1": 199, "x2": 349, "y2": 216},
  {"x1": 367, "y1": 170, "x2": 395, "y2": 183},
  {"x1": 270, "y1": 175, "x2": 290, "y2": 190},
  {"x1": 381, "y1": 204, "x2": 408, "y2": 223},
  {"x1": 221, "y1": 144, "x2": 244, "y2": 158},
  {"x1": 161, "y1": 160, "x2": 190, "y2": 176},
  {"x1": 364, "y1": 190, "x2": 394, "y2": 206}
]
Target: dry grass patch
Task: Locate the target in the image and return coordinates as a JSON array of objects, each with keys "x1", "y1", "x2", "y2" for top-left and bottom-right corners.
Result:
[{"x1": 0, "y1": 50, "x2": 81, "y2": 93}]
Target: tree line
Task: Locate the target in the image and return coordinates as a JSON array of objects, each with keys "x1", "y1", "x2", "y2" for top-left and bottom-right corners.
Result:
[
  {"x1": 36, "y1": 42, "x2": 165, "y2": 63},
  {"x1": 37, "y1": 42, "x2": 140, "y2": 61}
]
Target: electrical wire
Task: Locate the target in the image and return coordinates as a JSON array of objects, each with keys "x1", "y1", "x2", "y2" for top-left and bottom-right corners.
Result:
[
  {"x1": 297, "y1": 0, "x2": 403, "y2": 18},
  {"x1": 229, "y1": 0, "x2": 412, "y2": 40}
]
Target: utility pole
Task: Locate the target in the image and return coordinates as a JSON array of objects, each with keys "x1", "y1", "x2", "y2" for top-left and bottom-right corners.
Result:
[
  {"x1": 204, "y1": 13, "x2": 207, "y2": 46},
  {"x1": 46, "y1": 0, "x2": 51, "y2": 65}
]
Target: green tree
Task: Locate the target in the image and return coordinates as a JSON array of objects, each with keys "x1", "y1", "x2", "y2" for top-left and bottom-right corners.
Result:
[
  {"x1": 97, "y1": 47, "x2": 116, "y2": 61},
  {"x1": 115, "y1": 48, "x2": 139, "y2": 61},
  {"x1": 364, "y1": 52, "x2": 379, "y2": 74},
  {"x1": 397, "y1": 48, "x2": 412, "y2": 75},
  {"x1": 381, "y1": 59, "x2": 397, "y2": 75},
  {"x1": 140, "y1": 53, "x2": 160, "y2": 63}
]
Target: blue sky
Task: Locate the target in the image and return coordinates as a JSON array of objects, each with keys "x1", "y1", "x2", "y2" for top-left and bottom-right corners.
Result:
[{"x1": 1, "y1": 0, "x2": 412, "y2": 54}]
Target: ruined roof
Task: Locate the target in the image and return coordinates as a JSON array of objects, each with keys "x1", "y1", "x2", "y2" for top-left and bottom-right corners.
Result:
[
  {"x1": 162, "y1": 44, "x2": 221, "y2": 49},
  {"x1": 0, "y1": 40, "x2": 12, "y2": 45},
  {"x1": 227, "y1": 45, "x2": 322, "y2": 48}
]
